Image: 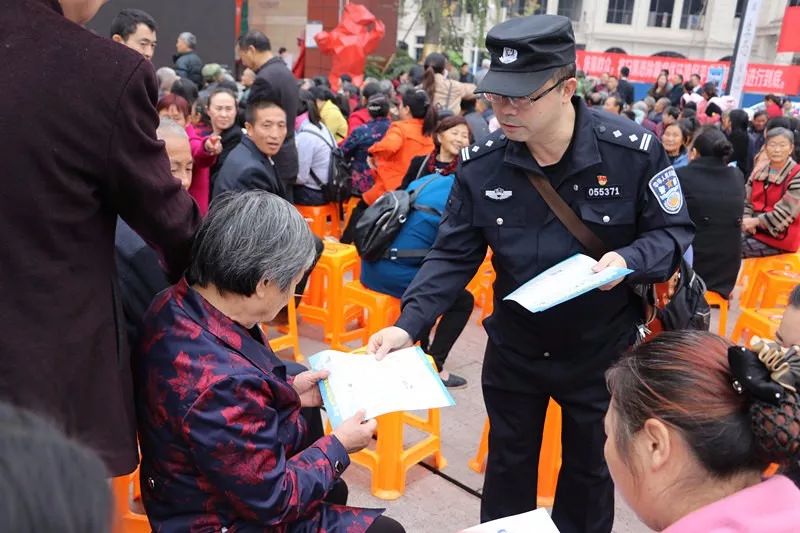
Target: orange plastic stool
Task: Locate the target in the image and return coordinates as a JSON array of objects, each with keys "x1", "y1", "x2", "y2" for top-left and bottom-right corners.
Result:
[
  {"x1": 730, "y1": 307, "x2": 784, "y2": 345},
  {"x1": 112, "y1": 466, "x2": 149, "y2": 533},
  {"x1": 467, "y1": 253, "x2": 496, "y2": 323},
  {"x1": 705, "y1": 291, "x2": 729, "y2": 337},
  {"x1": 738, "y1": 254, "x2": 800, "y2": 304},
  {"x1": 295, "y1": 203, "x2": 341, "y2": 239},
  {"x1": 331, "y1": 280, "x2": 401, "y2": 350},
  {"x1": 468, "y1": 400, "x2": 562, "y2": 507},
  {"x1": 744, "y1": 269, "x2": 800, "y2": 308},
  {"x1": 299, "y1": 242, "x2": 362, "y2": 343},
  {"x1": 338, "y1": 350, "x2": 447, "y2": 500},
  {"x1": 260, "y1": 295, "x2": 303, "y2": 362}
]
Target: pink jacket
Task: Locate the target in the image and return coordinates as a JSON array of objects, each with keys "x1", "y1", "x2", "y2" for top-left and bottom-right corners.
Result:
[
  {"x1": 663, "y1": 475, "x2": 800, "y2": 532},
  {"x1": 186, "y1": 124, "x2": 217, "y2": 215}
]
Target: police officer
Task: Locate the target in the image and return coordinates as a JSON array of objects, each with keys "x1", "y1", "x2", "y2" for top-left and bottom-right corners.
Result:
[{"x1": 368, "y1": 15, "x2": 693, "y2": 533}]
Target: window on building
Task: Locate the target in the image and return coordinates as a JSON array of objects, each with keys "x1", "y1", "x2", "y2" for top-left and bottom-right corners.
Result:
[
  {"x1": 607, "y1": 0, "x2": 635, "y2": 24},
  {"x1": 791, "y1": 0, "x2": 800, "y2": 6},
  {"x1": 413, "y1": 35, "x2": 424, "y2": 62},
  {"x1": 648, "y1": 0, "x2": 674, "y2": 27},
  {"x1": 680, "y1": 0, "x2": 705, "y2": 29},
  {"x1": 557, "y1": 0, "x2": 583, "y2": 21}
]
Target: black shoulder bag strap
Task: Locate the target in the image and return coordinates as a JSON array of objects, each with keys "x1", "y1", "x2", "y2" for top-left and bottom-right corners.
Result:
[{"x1": 525, "y1": 172, "x2": 607, "y2": 260}]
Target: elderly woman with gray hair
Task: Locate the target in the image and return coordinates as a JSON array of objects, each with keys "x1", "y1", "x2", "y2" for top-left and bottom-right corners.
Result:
[
  {"x1": 741, "y1": 127, "x2": 800, "y2": 257},
  {"x1": 134, "y1": 191, "x2": 404, "y2": 533}
]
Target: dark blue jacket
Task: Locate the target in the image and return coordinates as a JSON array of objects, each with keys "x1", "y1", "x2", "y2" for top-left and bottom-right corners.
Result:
[
  {"x1": 212, "y1": 136, "x2": 286, "y2": 201},
  {"x1": 361, "y1": 174, "x2": 454, "y2": 297},
  {"x1": 394, "y1": 97, "x2": 694, "y2": 381}
]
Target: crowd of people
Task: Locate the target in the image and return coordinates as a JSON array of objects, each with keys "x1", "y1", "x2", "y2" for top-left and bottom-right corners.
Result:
[{"x1": 3, "y1": 3, "x2": 800, "y2": 533}]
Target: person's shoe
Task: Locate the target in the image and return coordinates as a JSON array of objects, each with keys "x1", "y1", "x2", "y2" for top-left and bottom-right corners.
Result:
[{"x1": 441, "y1": 372, "x2": 468, "y2": 389}]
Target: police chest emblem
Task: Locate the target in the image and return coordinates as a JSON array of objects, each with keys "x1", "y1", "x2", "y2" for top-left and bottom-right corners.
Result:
[
  {"x1": 597, "y1": 175, "x2": 608, "y2": 186},
  {"x1": 648, "y1": 166, "x2": 684, "y2": 214},
  {"x1": 485, "y1": 187, "x2": 513, "y2": 200},
  {"x1": 499, "y1": 47, "x2": 518, "y2": 64}
]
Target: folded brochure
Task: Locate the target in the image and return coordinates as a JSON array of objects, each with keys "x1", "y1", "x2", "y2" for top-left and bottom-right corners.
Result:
[
  {"x1": 504, "y1": 253, "x2": 632, "y2": 313},
  {"x1": 307, "y1": 346, "x2": 456, "y2": 428},
  {"x1": 460, "y1": 508, "x2": 560, "y2": 532}
]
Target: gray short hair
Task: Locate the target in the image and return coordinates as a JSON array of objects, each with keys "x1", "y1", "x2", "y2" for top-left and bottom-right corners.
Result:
[
  {"x1": 766, "y1": 127, "x2": 795, "y2": 146},
  {"x1": 178, "y1": 32, "x2": 197, "y2": 49},
  {"x1": 156, "y1": 118, "x2": 188, "y2": 141},
  {"x1": 156, "y1": 67, "x2": 177, "y2": 88},
  {"x1": 188, "y1": 191, "x2": 316, "y2": 295}
]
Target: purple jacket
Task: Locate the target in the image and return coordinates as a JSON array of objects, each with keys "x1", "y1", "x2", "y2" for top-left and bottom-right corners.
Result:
[
  {"x1": 134, "y1": 279, "x2": 381, "y2": 532},
  {"x1": 663, "y1": 475, "x2": 800, "y2": 532}
]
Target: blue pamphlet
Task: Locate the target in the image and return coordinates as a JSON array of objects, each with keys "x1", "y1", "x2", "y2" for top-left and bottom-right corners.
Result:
[{"x1": 504, "y1": 253, "x2": 633, "y2": 313}]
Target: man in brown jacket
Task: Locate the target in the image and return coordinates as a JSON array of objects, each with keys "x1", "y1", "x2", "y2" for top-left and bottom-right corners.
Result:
[{"x1": 0, "y1": 0, "x2": 200, "y2": 476}]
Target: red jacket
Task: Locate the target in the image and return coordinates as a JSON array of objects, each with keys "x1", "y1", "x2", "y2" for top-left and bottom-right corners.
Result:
[
  {"x1": 364, "y1": 118, "x2": 434, "y2": 204},
  {"x1": 347, "y1": 107, "x2": 371, "y2": 137},
  {"x1": 186, "y1": 124, "x2": 218, "y2": 215}
]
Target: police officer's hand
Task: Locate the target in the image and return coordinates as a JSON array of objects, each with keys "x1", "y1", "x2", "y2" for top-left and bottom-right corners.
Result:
[
  {"x1": 367, "y1": 326, "x2": 413, "y2": 360},
  {"x1": 592, "y1": 251, "x2": 628, "y2": 291}
]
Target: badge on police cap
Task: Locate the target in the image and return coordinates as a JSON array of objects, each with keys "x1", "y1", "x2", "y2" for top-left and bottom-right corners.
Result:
[
  {"x1": 485, "y1": 187, "x2": 513, "y2": 201},
  {"x1": 499, "y1": 47, "x2": 518, "y2": 64},
  {"x1": 648, "y1": 166, "x2": 684, "y2": 214}
]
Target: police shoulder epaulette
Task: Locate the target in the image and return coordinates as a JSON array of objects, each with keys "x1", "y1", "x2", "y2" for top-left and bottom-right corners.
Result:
[
  {"x1": 593, "y1": 117, "x2": 655, "y2": 154},
  {"x1": 460, "y1": 131, "x2": 508, "y2": 163}
]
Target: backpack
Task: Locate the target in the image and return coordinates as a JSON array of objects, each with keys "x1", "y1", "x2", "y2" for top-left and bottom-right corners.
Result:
[
  {"x1": 354, "y1": 175, "x2": 444, "y2": 262},
  {"x1": 302, "y1": 126, "x2": 353, "y2": 214}
]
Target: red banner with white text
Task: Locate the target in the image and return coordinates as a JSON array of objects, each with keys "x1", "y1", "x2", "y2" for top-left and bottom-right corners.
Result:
[
  {"x1": 777, "y1": 6, "x2": 800, "y2": 53},
  {"x1": 576, "y1": 51, "x2": 800, "y2": 95}
]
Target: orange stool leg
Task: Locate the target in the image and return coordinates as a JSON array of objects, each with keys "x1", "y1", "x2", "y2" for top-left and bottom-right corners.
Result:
[
  {"x1": 537, "y1": 400, "x2": 562, "y2": 508},
  {"x1": 468, "y1": 419, "x2": 490, "y2": 473}
]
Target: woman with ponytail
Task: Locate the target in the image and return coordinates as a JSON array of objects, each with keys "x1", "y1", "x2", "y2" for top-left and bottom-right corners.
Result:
[
  {"x1": 361, "y1": 89, "x2": 437, "y2": 205},
  {"x1": 604, "y1": 331, "x2": 800, "y2": 532},
  {"x1": 420, "y1": 52, "x2": 476, "y2": 115}
]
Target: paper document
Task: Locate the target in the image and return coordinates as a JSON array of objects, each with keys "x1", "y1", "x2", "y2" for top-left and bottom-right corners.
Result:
[
  {"x1": 504, "y1": 253, "x2": 632, "y2": 313},
  {"x1": 307, "y1": 347, "x2": 456, "y2": 428},
  {"x1": 460, "y1": 508, "x2": 560, "y2": 532}
]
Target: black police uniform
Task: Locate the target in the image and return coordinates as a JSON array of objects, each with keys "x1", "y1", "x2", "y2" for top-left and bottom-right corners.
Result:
[{"x1": 395, "y1": 96, "x2": 693, "y2": 532}]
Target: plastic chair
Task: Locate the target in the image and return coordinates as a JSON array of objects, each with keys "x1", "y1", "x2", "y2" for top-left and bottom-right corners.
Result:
[
  {"x1": 730, "y1": 307, "x2": 784, "y2": 345},
  {"x1": 294, "y1": 203, "x2": 341, "y2": 239},
  {"x1": 738, "y1": 254, "x2": 800, "y2": 304},
  {"x1": 705, "y1": 291, "x2": 729, "y2": 337},
  {"x1": 466, "y1": 252, "x2": 496, "y2": 323},
  {"x1": 339, "y1": 349, "x2": 447, "y2": 500},
  {"x1": 331, "y1": 280, "x2": 401, "y2": 350},
  {"x1": 112, "y1": 466, "x2": 149, "y2": 533},
  {"x1": 743, "y1": 269, "x2": 800, "y2": 309},
  {"x1": 298, "y1": 242, "x2": 362, "y2": 343},
  {"x1": 468, "y1": 400, "x2": 562, "y2": 507},
  {"x1": 260, "y1": 294, "x2": 303, "y2": 362}
]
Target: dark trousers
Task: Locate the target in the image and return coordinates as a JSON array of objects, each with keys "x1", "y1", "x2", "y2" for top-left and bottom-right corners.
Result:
[
  {"x1": 325, "y1": 481, "x2": 404, "y2": 533},
  {"x1": 418, "y1": 290, "x2": 474, "y2": 371},
  {"x1": 480, "y1": 342, "x2": 617, "y2": 533},
  {"x1": 294, "y1": 186, "x2": 328, "y2": 206},
  {"x1": 341, "y1": 199, "x2": 368, "y2": 244}
]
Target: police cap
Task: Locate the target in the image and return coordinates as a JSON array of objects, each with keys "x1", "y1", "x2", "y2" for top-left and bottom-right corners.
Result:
[{"x1": 476, "y1": 14, "x2": 576, "y2": 98}]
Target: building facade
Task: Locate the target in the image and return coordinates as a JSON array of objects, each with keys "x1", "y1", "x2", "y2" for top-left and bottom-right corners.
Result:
[{"x1": 399, "y1": 0, "x2": 789, "y2": 66}]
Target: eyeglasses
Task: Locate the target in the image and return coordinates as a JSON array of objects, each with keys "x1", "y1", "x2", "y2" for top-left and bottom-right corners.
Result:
[{"x1": 482, "y1": 78, "x2": 569, "y2": 109}]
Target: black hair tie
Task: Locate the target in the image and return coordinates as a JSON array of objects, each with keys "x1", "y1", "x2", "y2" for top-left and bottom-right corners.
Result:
[{"x1": 729, "y1": 338, "x2": 800, "y2": 405}]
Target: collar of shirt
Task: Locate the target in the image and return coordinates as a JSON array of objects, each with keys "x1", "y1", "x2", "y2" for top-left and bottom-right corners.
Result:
[{"x1": 503, "y1": 96, "x2": 601, "y2": 189}]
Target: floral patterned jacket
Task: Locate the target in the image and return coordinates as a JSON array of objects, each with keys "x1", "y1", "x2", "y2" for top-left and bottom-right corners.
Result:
[
  {"x1": 340, "y1": 117, "x2": 391, "y2": 194},
  {"x1": 134, "y1": 279, "x2": 382, "y2": 532}
]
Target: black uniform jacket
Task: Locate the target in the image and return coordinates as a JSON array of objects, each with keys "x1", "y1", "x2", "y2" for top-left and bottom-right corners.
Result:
[
  {"x1": 396, "y1": 98, "x2": 694, "y2": 364},
  {"x1": 212, "y1": 136, "x2": 287, "y2": 201}
]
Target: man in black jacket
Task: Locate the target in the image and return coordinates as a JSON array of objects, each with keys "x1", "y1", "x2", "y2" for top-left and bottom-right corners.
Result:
[
  {"x1": 668, "y1": 73, "x2": 684, "y2": 106},
  {"x1": 238, "y1": 31, "x2": 300, "y2": 201},
  {"x1": 212, "y1": 93, "x2": 287, "y2": 200},
  {"x1": 173, "y1": 32, "x2": 203, "y2": 87},
  {"x1": 617, "y1": 66, "x2": 634, "y2": 106}
]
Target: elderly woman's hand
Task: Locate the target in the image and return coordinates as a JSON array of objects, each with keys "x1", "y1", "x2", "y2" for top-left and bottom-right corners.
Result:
[
  {"x1": 742, "y1": 216, "x2": 760, "y2": 234},
  {"x1": 291, "y1": 370, "x2": 329, "y2": 408}
]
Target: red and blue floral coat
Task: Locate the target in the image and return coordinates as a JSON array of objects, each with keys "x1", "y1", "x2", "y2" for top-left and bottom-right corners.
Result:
[{"x1": 134, "y1": 279, "x2": 382, "y2": 532}]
